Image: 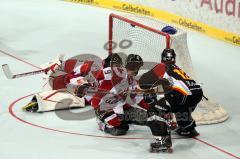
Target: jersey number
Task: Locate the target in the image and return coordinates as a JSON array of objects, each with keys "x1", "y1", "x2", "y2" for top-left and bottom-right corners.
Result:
[{"x1": 173, "y1": 69, "x2": 191, "y2": 80}]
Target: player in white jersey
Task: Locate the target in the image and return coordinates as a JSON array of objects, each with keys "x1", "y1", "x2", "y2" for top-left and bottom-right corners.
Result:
[{"x1": 90, "y1": 53, "x2": 174, "y2": 153}]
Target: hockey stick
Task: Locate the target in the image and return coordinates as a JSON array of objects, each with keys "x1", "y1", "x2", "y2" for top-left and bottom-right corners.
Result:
[
  {"x1": 2, "y1": 54, "x2": 64, "y2": 79},
  {"x1": 85, "y1": 87, "x2": 165, "y2": 96},
  {"x1": 2, "y1": 64, "x2": 45, "y2": 79}
]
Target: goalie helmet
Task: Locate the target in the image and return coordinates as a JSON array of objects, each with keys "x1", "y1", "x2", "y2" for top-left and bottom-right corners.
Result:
[
  {"x1": 125, "y1": 54, "x2": 143, "y2": 70},
  {"x1": 161, "y1": 48, "x2": 176, "y2": 64},
  {"x1": 103, "y1": 53, "x2": 123, "y2": 68}
]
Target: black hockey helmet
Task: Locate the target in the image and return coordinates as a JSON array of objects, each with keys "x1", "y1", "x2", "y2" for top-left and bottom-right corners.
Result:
[
  {"x1": 125, "y1": 54, "x2": 143, "y2": 76},
  {"x1": 125, "y1": 54, "x2": 143, "y2": 70},
  {"x1": 161, "y1": 48, "x2": 176, "y2": 64},
  {"x1": 103, "y1": 53, "x2": 123, "y2": 68}
]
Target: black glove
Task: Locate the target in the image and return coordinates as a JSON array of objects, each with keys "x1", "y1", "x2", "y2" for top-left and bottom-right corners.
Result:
[
  {"x1": 143, "y1": 93, "x2": 157, "y2": 107},
  {"x1": 75, "y1": 83, "x2": 91, "y2": 98},
  {"x1": 143, "y1": 93, "x2": 158, "y2": 118},
  {"x1": 145, "y1": 95, "x2": 172, "y2": 118}
]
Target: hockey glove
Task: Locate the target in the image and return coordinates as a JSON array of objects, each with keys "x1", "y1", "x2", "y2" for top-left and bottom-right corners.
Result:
[
  {"x1": 143, "y1": 93, "x2": 157, "y2": 107},
  {"x1": 74, "y1": 83, "x2": 91, "y2": 98}
]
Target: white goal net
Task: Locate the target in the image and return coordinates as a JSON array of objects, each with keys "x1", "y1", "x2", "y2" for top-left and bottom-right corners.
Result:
[{"x1": 108, "y1": 13, "x2": 228, "y2": 125}]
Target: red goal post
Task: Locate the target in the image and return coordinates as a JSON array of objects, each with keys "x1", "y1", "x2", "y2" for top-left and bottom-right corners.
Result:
[{"x1": 107, "y1": 13, "x2": 229, "y2": 125}]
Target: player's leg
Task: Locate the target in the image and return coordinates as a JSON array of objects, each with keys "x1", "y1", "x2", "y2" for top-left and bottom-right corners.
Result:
[
  {"x1": 165, "y1": 90, "x2": 203, "y2": 137},
  {"x1": 165, "y1": 91, "x2": 196, "y2": 136},
  {"x1": 95, "y1": 109, "x2": 129, "y2": 136},
  {"x1": 143, "y1": 93, "x2": 176, "y2": 129},
  {"x1": 123, "y1": 104, "x2": 148, "y2": 126},
  {"x1": 130, "y1": 93, "x2": 173, "y2": 152},
  {"x1": 22, "y1": 74, "x2": 68, "y2": 112},
  {"x1": 123, "y1": 103, "x2": 172, "y2": 152},
  {"x1": 146, "y1": 104, "x2": 172, "y2": 152},
  {"x1": 176, "y1": 89, "x2": 203, "y2": 137}
]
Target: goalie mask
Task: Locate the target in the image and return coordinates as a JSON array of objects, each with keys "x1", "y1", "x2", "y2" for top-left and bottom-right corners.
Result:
[
  {"x1": 161, "y1": 48, "x2": 176, "y2": 64},
  {"x1": 125, "y1": 54, "x2": 143, "y2": 76}
]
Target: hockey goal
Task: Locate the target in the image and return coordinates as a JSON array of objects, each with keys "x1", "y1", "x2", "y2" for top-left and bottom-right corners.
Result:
[{"x1": 108, "y1": 13, "x2": 228, "y2": 125}]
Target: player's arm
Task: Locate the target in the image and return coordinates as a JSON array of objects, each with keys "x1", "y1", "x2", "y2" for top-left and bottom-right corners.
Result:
[
  {"x1": 64, "y1": 63, "x2": 91, "y2": 96},
  {"x1": 139, "y1": 63, "x2": 170, "y2": 90}
]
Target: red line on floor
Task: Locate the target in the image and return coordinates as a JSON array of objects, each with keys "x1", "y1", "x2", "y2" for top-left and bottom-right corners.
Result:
[
  {"x1": 193, "y1": 137, "x2": 240, "y2": 159},
  {"x1": 8, "y1": 94, "x2": 240, "y2": 158},
  {"x1": 8, "y1": 94, "x2": 185, "y2": 140}
]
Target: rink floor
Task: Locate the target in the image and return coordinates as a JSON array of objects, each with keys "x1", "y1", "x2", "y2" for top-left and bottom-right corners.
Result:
[{"x1": 0, "y1": 0, "x2": 240, "y2": 159}]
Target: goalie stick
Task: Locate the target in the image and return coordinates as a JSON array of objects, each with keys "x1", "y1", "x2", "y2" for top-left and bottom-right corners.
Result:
[
  {"x1": 2, "y1": 54, "x2": 64, "y2": 79},
  {"x1": 2, "y1": 64, "x2": 46, "y2": 79},
  {"x1": 87, "y1": 89, "x2": 165, "y2": 95}
]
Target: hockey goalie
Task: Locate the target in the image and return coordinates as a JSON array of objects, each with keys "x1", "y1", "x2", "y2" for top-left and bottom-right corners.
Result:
[
  {"x1": 22, "y1": 53, "x2": 140, "y2": 113},
  {"x1": 22, "y1": 54, "x2": 104, "y2": 112}
]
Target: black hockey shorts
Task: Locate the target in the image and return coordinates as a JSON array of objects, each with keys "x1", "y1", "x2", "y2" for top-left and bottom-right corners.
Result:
[
  {"x1": 165, "y1": 89, "x2": 203, "y2": 128},
  {"x1": 165, "y1": 89, "x2": 203, "y2": 113}
]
